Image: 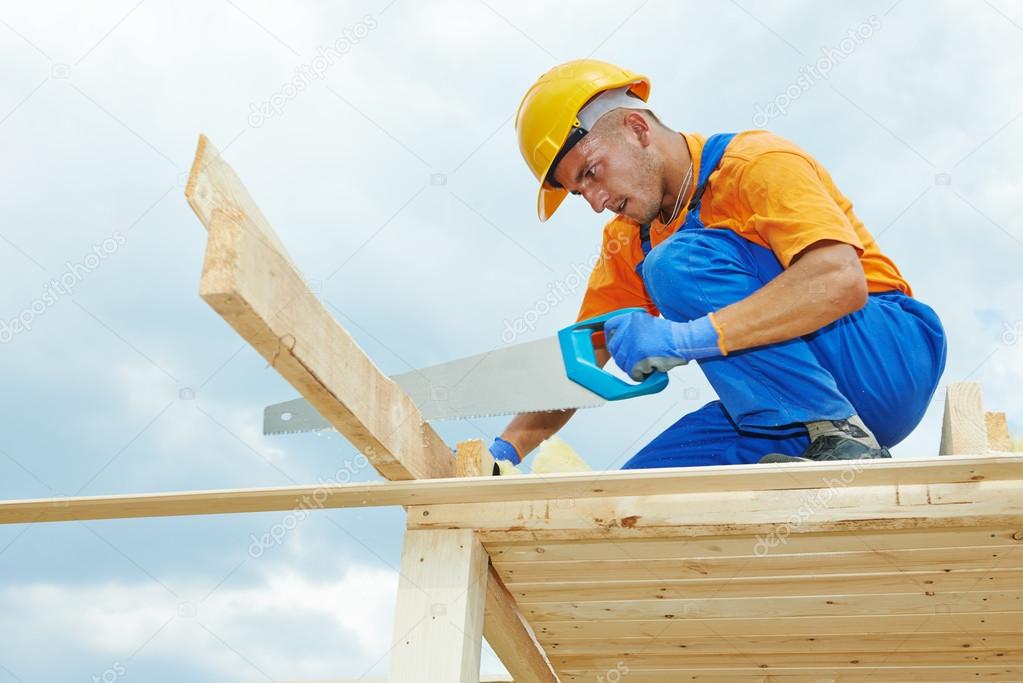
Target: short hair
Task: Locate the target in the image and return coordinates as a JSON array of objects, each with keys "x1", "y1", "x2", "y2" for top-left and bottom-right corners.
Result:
[{"x1": 590, "y1": 107, "x2": 667, "y2": 136}]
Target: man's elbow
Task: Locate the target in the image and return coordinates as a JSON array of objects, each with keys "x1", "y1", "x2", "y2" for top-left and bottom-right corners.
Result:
[
  {"x1": 796, "y1": 241, "x2": 867, "y2": 317},
  {"x1": 834, "y1": 260, "x2": 868, "y2": 315}
]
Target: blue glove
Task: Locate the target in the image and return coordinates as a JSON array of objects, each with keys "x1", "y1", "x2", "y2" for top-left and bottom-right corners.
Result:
[
  {"x1": 489, "y1": 437, "x2": 521, "y2": 465},
  {"x1": 604, "y1": 312, "x2": 721, "y2": 381}
]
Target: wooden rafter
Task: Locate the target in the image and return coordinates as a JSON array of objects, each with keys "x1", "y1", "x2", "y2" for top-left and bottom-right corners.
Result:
[
  {"x1": 184, "y1": 136, "x2": 554, "y2": 681},
  {"x1": 186, "y1": 135, "x2": 452, "y2": 481}
]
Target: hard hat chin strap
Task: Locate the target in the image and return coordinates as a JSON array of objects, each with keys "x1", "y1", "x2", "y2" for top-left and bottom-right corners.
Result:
[{"x1": 546, "y1": 85, "x2": 645, "y2": 188}]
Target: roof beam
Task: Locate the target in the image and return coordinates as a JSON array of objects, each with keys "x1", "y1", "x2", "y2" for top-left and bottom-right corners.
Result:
[
  {"x1": 409, "y1": 474, "x2": 1023, "y2": 543},
  {"x1": 2, "y1": 455, "x2": 1021, "y2": 525},
  {"x1": 185, "y1": 134, "x2": 453, "y2": 481}
]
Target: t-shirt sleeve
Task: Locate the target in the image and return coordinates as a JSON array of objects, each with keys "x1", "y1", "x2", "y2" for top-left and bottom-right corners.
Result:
[
  {"x1": 740, "y1": 151, "x2": 864, "y2": 267},
  {"x1": 577, "y1": 223, "x2": 657, "y2": 346}
]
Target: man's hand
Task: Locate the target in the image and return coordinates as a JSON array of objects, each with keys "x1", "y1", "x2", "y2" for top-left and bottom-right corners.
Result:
[
  {"x1": 604, "y1": 311, "x2": 721, "y2": 381},
  {"x1": 489, "y1": 436, "x2": 522, "y2": 475}
]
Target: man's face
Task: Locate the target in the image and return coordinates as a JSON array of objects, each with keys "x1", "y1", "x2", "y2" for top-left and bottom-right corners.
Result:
[{"x1": 551, "y1": 119, "x2": 663, "y2": 224}]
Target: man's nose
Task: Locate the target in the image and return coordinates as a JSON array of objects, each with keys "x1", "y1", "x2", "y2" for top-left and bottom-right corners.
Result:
[{"x1": 582, "y1": 187, "x2": 608, "y2": 213}]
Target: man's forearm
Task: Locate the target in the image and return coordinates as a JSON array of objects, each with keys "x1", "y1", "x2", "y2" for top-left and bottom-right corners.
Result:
[
  {"x1": 499, "y1": 409, "x2": 576, "y2": 459},
  {"x1": 713, "y1": 241, "x2": 867, "y2": 352},
  {"x1": 498, "y1": 346, "x2": 610, "y2": 459}
]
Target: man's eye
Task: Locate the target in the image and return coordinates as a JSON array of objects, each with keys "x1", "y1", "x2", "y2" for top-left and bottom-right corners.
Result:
[{"x1": 586, "y1": 166, "x2": 596, "y2": 178}]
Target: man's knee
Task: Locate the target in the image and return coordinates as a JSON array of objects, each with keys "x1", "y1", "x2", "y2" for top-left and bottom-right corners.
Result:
[
  {"x1": 642, "y1": 239, "x2": 705, "y2": 320},
  {"x1": 643, "y1": 231, "x2": 768, "y2": 321}
]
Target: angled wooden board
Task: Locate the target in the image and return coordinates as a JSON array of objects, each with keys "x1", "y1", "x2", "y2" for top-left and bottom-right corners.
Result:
[{"x1": 186, "y1": 134, "x2": 453, "y2": 482}]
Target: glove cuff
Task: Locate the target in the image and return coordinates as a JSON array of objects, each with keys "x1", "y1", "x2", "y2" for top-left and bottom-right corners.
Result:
[
  {"x1": 490, "y1": 436, "x2": 522, "y2": 464},
  {"x1": 707, "y1": 311, "x2": 729, "y2": 355},
  {"x1": 673, "y1": 314, "x2": 723, "y2": 360}
]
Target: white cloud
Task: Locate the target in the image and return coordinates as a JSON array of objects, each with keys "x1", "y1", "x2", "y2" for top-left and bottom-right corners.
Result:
[
  {"x1": 0, "y1": 564, "x2": 399, "y2": 681},
  {"x1": 1, "y1": 1, "x2": 1022, "y2": 680}
]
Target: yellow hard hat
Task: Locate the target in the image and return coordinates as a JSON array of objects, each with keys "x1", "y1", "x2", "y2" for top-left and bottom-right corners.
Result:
[{"x1": 515, "y1": 59, "x2": 650, "y2": 222}]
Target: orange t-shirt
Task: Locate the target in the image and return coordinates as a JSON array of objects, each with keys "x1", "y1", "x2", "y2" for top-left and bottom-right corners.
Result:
[{"x1": 577, "y1": 130, "x2": 912, "y2": 332}]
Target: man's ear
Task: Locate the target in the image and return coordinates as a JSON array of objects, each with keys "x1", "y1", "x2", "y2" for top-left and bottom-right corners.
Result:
[{"x1": 622, "y1": 110, "x2": 652, "y2": 147}]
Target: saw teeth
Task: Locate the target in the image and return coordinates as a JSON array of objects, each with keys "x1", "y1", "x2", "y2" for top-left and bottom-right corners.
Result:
[
  {"x1": 265, "y1": 403, "x2": 607, "y2": 434},
  {"x1": 442, "y1": 404, "x2": 606, "y2": 421},
  {"x1": 264, "y1": 428, "x2": 334, "y2": 436}
]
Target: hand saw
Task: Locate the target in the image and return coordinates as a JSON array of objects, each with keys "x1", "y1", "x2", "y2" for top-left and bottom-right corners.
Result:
[{"x1": 263, "y1": 307, "x2": 675, "y2": 435}]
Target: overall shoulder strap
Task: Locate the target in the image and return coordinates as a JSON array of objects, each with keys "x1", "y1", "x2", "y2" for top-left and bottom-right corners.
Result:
[
  {"x1": 686, "y1": 132, "x2": 736, "y2": 213},
  {"x1": 636, "y1": 133, "x2": 737, "y2": 273},
  {"x1": 638, "y1": 221, "x2": 652, "y2": 256}
]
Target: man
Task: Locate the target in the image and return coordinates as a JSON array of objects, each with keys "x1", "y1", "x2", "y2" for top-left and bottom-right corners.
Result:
[{"x1": 488, "y1": 59, "x2": 946, "y2": 469}]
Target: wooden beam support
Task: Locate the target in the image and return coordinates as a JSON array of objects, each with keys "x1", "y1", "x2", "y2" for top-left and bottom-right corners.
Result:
[
  {"x1": 988, "y1": 411, "x2": 1014, "y2": 451},
  {"x1": 456, "y1": 439, "x2": 497, "y2": 478},
  {"x1": 186, "y1": 135, "x2": 452, "y2": 481},
  {"x1": 454, "y1": 439, "x2": 560, "y2": 683},
  {"x1": 939, "y1": 381, "x2": 989, "y2": 455},
  {"x1": 482, "y1": 562, "x2": 560, "y2": 683},
  {"x1": 410, "y1": 476, "x2": 1023, "y2": 542},
  {"x1": 3, "y1": 455, "x2": 1022, "y2": 525},
  {"x1": 389, "y1": 529, "x2": 488, "y2": 682}
]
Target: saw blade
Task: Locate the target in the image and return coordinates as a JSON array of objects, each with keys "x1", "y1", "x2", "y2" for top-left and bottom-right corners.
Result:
[
  {"x1": 263, "y1": 397, "x2": 331, "y2": 436},
  {"x1": 263, "y1": 336, "x2": 607, "y2": 434}
]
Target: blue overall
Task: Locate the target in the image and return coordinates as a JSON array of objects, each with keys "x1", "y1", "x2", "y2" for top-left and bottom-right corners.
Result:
[{"x1": 622, "y1": 134, "x2": 947, "y2": 469}]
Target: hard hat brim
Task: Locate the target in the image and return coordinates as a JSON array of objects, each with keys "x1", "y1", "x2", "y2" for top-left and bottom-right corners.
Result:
[{"x1": 538, "y1": 184, "x2": 568, "y2": 223}]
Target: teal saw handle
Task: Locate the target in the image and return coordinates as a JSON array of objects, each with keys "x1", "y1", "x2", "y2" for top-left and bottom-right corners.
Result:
[{"x1": 557, "y1": 307, "x2": 670, "y2": 401}]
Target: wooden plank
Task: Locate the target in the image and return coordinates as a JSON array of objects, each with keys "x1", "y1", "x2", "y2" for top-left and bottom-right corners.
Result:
[
  {"x1": 487, "y1": 525, "x2": 1023, "y2": 562},
  {"x1": 495, "y1": 545, "x2": 1021, "y2": 584},
  {"x1": 456, "y1": 439, "x2": 497, "y2": 478},
  {"x1": 4, "y1": 455, "x2": 1022, "y2": 525},
  {"x1": 988, "y1": 411, "x2": 1014, "y2": 451},
  {"x1": 556, "y1": 670, "x2": 1023, "y2": 682},
  {"x1": 553, "y1": 650, "x2": 1023, "y2": 669},
  {"x1": 510, "y1": 568, "x2": 1023, "y2": 603},
  {"x1": 185, "y1": 134, "x2": 297, "y2": 269},
  {"x1": 940, "y1": 381, "x2": 988, "y2": 455},
  {"x1": 454, "y1": 439, "x2": 559, "y2": 683},
  {"x1": 412, "y1": 479, "x2": 1023, "y2": 542},
  {"x1": 483, "y1": 564, "x2": 560, "y2": 683},
  {"x1": 556, "y1": 650, "x2": 1023, "y2": 670},
  {"x1": 522, "y1": 590, "x2": 1023, "y2": 622},
  {"x1": 186, "y1": 135, "x2": 453, "y2": 481},
  {"x1": 535, "y1": 611, "x2": 1023, "y2": 639},
  {"x1": 540, "y1": 632, "x2": 1023, "y2": 655},
  {"x1": 389, "y1": 529, "x2": 488, "y2": 682},
  {"x1": 556, "y1": 654, "x2": 1023, "y2": 670}
]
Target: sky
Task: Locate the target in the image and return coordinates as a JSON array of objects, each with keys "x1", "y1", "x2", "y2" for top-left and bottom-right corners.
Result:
[{"x1": 0, "y1": 0, "x2": 1021, "y2": 680}]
